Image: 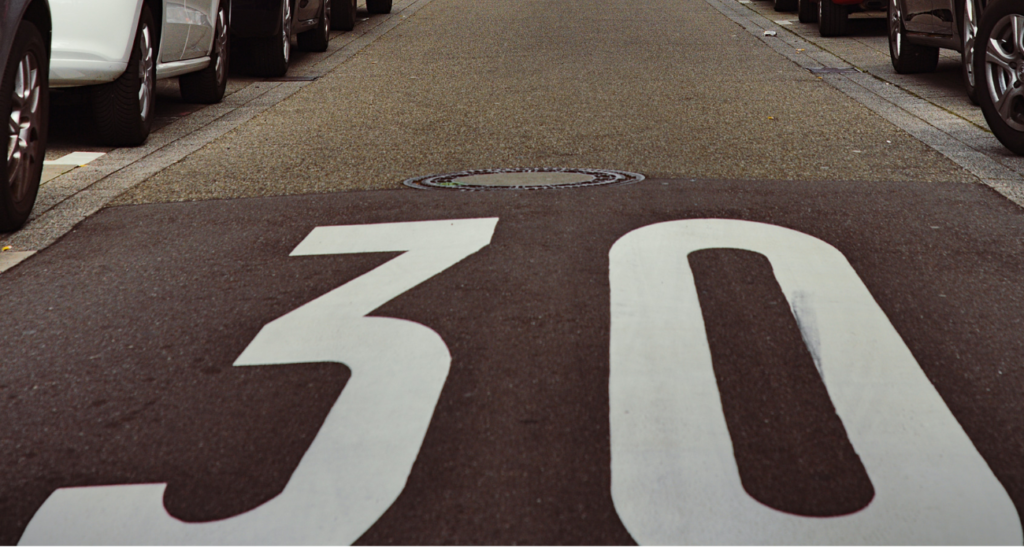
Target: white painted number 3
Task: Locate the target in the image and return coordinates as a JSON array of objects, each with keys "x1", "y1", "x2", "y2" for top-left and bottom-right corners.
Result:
[
  {"x1": 20, "y1": 218, "x2": 500, "y2": 545},
  {"x1": 19, "y1": 217, "x2": 1024, "y2": 545},
  {"x1": 608, "y1": 219, "x2": 1022, "y2": 545}
]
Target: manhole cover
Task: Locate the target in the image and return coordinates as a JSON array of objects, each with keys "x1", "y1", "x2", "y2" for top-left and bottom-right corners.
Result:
[{"x1": 404, "y1": 168, "x2": 645, "y2": 190}]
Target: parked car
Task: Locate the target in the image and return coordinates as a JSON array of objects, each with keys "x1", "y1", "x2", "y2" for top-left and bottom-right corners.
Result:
[
  {"x1": 1, "y1": 0, "x2": 50, "y2": 231},
  {"x1": 888, "y1": 0, "x2": 989, "y2": 102},
  {"x1": 231, "y1": 0, "x2": 335, "y2": 78},
  {"x1": 777, "y1": 0, "x2": 885, "y2": 36},
  {"x1": 974, "y1": 0, "x2": 1024, "y2": 154},
  {"x1": 811, "y1": 0, "x2": 884, "y2": 35},
  {"x1": 231, "y1": 0, "x2": 393, "y2": 78},
  {"x1": 49, "y1": 0, "x2": 231, "y2": 146}
]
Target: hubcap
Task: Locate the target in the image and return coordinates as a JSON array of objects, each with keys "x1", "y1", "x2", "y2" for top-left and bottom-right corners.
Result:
[
  {"x1": 965, "y1": 0, "x2": 977, "y2": 87},
  {"x1": 282, "y1": 0, "x2": 292, "y2": 63},
  {"x1": 890, "y1": 0, "x2": 902, "y2": 57},
  {"x1": 214, "y1": 6, "x2": 229, "y2": 84},
  {"x1": 324, "y1": 0, "x2": 331, "y2": 39},
  {"x1": 138, "y1": 24, "x2": 154, "y2": 121},
  {"x1": 985, "y1": 13, "x2": 1024, "y2": 131},
  {"x1": 6, "y1": 49, "x2": 42, "y2": 203}
]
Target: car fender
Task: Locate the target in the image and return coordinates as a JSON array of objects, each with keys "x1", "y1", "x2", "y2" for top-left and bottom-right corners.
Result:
[{"x1": 48, "y1": 0, "x2": 143, "y2": 86}]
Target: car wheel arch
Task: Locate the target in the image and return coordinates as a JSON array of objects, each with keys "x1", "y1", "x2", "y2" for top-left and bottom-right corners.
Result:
[
  {"x1": 143, "y1": 0, "x2": 164, "y2": 60},
  {"x1": 20, "y1": 0, "x2": 52, "y2": 55}
]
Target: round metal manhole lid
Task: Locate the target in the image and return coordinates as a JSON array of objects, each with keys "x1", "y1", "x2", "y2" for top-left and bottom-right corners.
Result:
[{"x1": 403, "y1": 168, "x2": 644, "y2": 190}]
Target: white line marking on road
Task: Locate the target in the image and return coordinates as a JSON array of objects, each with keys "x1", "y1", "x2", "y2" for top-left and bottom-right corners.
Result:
[
  {"x1": 0, "y1": 251, "x2": 36, "y2": 273},
  {"x1": 609, "y1": 219, "x2": 1021, "y2": 545},
  {"x1": 44, "y1": 152, "x2": 106, "y2": 167}
]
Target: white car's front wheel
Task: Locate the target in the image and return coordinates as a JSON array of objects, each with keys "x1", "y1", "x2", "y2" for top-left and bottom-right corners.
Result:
[
  {"x1": 92, "y1": 5, "x2": 156, "y2": 146},
  {"x1": 0, "y1": 20, "x2": 48, "y2": 231}
]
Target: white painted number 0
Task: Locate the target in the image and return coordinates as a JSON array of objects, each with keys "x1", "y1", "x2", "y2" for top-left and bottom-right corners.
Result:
[
  {"x1": 608, "y1": 219, "x2": 1021, "y2": 545},
  {"x1": 20, "y1": 218, "x2": 500, "y2": 545}
]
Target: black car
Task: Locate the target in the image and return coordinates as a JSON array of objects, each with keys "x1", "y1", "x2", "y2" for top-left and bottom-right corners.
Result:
[
  {"x1": 0, "y1": 0, "x2": 50, "y2": 231},
  {"x1": 888, "y1": 0, "x2": 989, "y2": 102}
]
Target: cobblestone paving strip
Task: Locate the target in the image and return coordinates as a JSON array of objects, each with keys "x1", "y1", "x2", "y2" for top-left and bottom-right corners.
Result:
[
  {"x1": 706, "y1": 0, "x2": 1024, "y2": 206},
  {"x1": 0, "y1": 0, "x2": 437, "y2": 266}
]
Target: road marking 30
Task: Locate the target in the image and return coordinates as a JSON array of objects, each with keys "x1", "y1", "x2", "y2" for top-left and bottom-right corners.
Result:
[{"x1": 18, "y1": 217, "x2": 1022, "y2": 545}]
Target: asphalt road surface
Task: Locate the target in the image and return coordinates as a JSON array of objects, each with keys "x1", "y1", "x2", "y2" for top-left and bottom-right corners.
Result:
[{"x1": 4, "y1": 0, "x2": 1024, "y2": 545}]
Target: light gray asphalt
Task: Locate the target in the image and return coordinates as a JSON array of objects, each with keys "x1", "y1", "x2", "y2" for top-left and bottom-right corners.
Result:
[{"x1": 114, "y1": 0, "x2": 977, "y2": 205}]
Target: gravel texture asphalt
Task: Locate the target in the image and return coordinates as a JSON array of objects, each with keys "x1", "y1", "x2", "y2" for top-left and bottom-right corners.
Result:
[{"x1": 113, "y1": 0, "x2": 977, "y2": 205}]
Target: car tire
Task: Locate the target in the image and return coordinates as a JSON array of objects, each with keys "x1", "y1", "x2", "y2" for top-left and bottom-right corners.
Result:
[
  {"x1": 799, "y1": 0, "x2": 818, "y2": 23},
  {"x1": 961, "y1": 0, "x2": 980, "y2": 104},
  {"x1": 332, "y1": 0, "x2": 356, "y2": 30},
  {"x1": 974, "y1": 0, "x2": 1024, "y2": 155},
  {"x1": 775, "y1": 0, "x2": 798, "y2": 13},
  {"x1": 887, "y1": 0, "x2": 939, "y2": 72},
  {"x1": 92, "y1": 5, "x2": 155, "y2": 146},
  {"x1": 180, "y1": 1, "x2": 230, "y2": 103},
  {"x1": 0, "y1": 21, "x2": 48, "y2": 232},
  {"x1": 246, "y1": 0, "x2": 291, "y2": 77},
  {"x1": 366, "y1": 0, "x2": 392, "y2": 14},
  {"x1": 818, "y1": 0, "x2": 848, "y2": 36},
  {"x1": 299, "y1": 0, "x2": 332, "y2": 50}
]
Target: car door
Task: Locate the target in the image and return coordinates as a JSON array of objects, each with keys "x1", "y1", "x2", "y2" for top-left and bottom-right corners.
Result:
[
  {"x1": 161, "y1": 0, "x2": 189, "y2": 62},
  {"x1": 182, "y1": 0, "x2": 217, "y2": 60}
]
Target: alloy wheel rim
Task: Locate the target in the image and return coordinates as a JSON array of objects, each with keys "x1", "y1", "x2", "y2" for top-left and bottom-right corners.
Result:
[
  {"x1": 282, "y1": 0, "x2": 292, "y2": 63},
  {"x1": 6, "y1": 49, "x2": 41, "y2": 203},
  {"x1": 138, "y1": 24, "x2": 154, "y2": 121},
  {"x1": 214, "y1": 6, "x2": 229, "y2": 84},
  {"x1": 965, "y1": 0, "x2": 977, "y2": 88},
  {"x1": 985, "y1": 13, "x2": 1024, "y2": 131},
  {"x1": 890, "y1": 0, "x2": 902, "y2": 57},
  {"x1": 324, "y1": 0, "x2": 331, "y2": 40}
]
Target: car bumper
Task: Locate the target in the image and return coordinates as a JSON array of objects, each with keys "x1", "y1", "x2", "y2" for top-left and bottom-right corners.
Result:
[
  {"x1": 50, "y1": 58, "x2": 127, "y2": 87},
  {"x1": 48, "y1": 0, "x2": 140, "y2": 86}
]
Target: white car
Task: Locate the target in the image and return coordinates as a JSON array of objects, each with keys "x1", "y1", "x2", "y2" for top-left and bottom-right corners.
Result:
[{"x1": 49, "y1": 0, "x2": 229, "y2": 146}]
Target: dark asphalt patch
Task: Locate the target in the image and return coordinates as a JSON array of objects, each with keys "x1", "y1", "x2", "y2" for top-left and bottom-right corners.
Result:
[{"x1": 1, "y1": 179, "x2": 1024, "y2": 544}]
